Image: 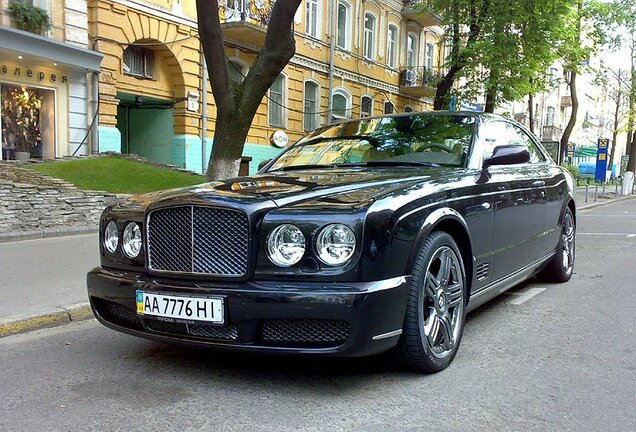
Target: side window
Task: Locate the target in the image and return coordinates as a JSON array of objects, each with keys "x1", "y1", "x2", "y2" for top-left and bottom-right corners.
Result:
[
  {"x1": 509, "y1": 124, "x2": 546, "y2": 163},
  {"x1": 478, "y1": 121, "x2": 512, "y2": 159}
]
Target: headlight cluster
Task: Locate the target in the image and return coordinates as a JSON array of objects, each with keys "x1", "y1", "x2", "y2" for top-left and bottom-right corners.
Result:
[
  {"x1": 266, "y1": 223, "x2": 356, "y2": 267},
  {"x1": 103, "y1": 221, "x2": 142, "y2": 258}
]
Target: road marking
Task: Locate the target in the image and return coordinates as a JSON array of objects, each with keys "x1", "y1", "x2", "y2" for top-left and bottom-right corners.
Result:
[
  {"x1": 578, "y1": 232, "x2": 636, "y2": 237},
  {"x1": 507, "y1": 288, "x2": 546, "y2": 305}
]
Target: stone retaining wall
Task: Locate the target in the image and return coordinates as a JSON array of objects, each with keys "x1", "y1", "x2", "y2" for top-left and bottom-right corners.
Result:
[{"x1": 0, "y1": 163, "x2": 124, "y2": 233}]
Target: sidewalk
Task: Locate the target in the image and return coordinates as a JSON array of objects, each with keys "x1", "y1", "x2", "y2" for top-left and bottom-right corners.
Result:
[
  {"x1": 1, "y1": 190, "x2": 634, "y2": 338},
  {"x1": 0, "y1": 233, "x2": 98, "y2": 336}
]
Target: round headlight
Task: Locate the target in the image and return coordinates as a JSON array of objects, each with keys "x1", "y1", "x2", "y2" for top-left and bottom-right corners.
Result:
[
  {"x1": 122, "y1": 222, "x2": 142, "y2": 258},
  {"x1": 316, "y1": 224, "x2": 356, "y2": 266},
  {"x1": 104, "y1": 221, "x2": 119, "y2": 254},
  {"x1": 267, "y1": 224, "x2": 306, "y2": 267}
]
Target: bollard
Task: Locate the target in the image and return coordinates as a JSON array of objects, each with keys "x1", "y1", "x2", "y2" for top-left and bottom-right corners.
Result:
[
  {"x1": 602, "y1": 182, "x2": 606, "y2": 198},
  {"x1": 615, "y1": 182, "x2": 619, "y2": 196},
  {"x1": 594, "y1": 184, "x2": 598, "y2": 202},
  {"x1": 585, "y1": 185, "x2": 589, "y2": 203}
]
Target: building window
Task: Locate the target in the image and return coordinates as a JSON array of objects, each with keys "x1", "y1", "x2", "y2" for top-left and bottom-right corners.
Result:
[
  {"x1": 361, "y1": 96, "x2": 373, "y2": 117},
  {"x1": 425, "y1": 42, "x2": 435, "y2": 70},
  {"x1": 227, "y1": 59, "x2": 246, "y2": 84},
  {"x1": 304, "y1": 81, "x2": 319, "y2": 132},
  {"x1": 269, "y1": 74, "x2": 286, "y2": 127},
  {"x1": 336, "y1": 1, "x2": 351, "y2": 50},
  {"x1": 305, "y1": 0, "x2": 319, "y2": 38},
  {"x1": 363, "y1": 13, "x2": 376, "y2": 60},
  {"x1": 404, "y1": 106, "x2": 413, "y2": 113},
  {"x1": 384, "y1": 101, "x2": 394, "y2": 114},
  {"x1": 332, "y1": 89, "x2": 351, "y2": 120},
  {"x1": 407, "y1": 33, "x2": 418, "y2": 68},
  {"x1": 123, "y1": 46, "x2": 154, "y2": 79},
  {"x1": 546, "y1": 107, "x2": 555, "y2": 127},
  {"x1": 387, "y1": 24, "x2": 398, "y2": 68}
]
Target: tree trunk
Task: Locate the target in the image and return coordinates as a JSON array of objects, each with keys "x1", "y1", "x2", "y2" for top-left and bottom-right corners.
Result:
[
  {"x1": 484, "y1": 84, "x2": 497, "y2": 113},
  {"x1": 434, "y1": 66, "x2": 459, "y2": 110},
  {"x1": 197, "y1": 0, "x2": 301, "y2": 181},
  {"x1": 609, "y1": 89, "x2": 620, "y2": 169},
  {"x1": 628, "y1": 132, "x2": 636, "y2": 173},
  {"x1": 560, "y1": 71, "x2": 578, "y2": 163},
  {"x1": 528, "y1": 94, "x2": 534, "y2": 133}
]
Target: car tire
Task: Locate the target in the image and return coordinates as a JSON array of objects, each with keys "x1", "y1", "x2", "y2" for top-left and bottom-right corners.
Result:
[
  {"x1": 397, "y1": 231, "x2": 467, "y2": 373},
  {"x1": 540, "y1": 206, "x2": 575, "y2": 283}
]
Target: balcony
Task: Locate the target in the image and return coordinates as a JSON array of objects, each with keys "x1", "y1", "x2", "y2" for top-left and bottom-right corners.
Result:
[
  {"x1": 542, "y1": 125, "x2": 563, "y2": 141},
  {"x1": 219, "y1": 0, "x2": 272, "y2": 49},
  {"x1": 399, "y1": 67, "x2": 441, "y2": 98},
  {"x1": 402, "y1": 1, "x2": 442, "y2": 27}
]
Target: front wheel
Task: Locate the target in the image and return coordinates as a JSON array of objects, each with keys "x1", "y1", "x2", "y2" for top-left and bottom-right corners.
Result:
[
  {"x1": 540, "y1": 207, "x2": 575, "y2": 283},
  {"x1": 397, "y1": 231, "x2": 467, "y2": 373}
]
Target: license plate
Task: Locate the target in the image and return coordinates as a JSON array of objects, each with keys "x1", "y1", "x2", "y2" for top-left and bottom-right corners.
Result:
[{"x1": 136, "y1": 291, "x2": 224, "y2": 324}]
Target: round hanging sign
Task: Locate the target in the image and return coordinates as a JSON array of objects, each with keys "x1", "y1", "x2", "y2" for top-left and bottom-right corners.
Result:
[{"x1": 271, "y1": 130, "x2": 289, "y2": 148}]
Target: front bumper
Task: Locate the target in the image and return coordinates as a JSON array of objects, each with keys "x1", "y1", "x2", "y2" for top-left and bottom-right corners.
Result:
[{"x1": 87, "y1": 267, "x2": 410, "y2": 357}]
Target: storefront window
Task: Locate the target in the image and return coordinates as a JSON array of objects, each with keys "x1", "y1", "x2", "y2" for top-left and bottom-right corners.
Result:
[{"x1": 1, "y1": 84, "x2": 54, "y2": 160}]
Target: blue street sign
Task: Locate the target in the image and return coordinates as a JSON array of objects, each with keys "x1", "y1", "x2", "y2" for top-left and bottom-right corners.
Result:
[{"x1": 595, "y1": 138, "x2": 609, "y2": 182}]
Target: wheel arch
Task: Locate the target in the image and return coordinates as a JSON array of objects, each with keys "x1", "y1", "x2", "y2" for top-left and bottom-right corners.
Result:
[{"x1": 406, "y1": 208, "x2": 475, "y2": 295}]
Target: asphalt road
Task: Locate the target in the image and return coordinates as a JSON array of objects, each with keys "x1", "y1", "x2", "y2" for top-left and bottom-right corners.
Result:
[{"x1": 1, "y1": 199, "x2": 635, "y2": 432}]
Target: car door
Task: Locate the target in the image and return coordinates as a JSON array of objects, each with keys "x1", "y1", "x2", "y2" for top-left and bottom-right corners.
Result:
[{"x1": 477, "y1": 121, "x2": 548, "y2": 281}]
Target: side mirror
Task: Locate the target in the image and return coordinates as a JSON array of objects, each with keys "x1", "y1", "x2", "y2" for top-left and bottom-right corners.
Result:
[
  {"x1": 483, "y1": 145, "x2": 530, "y2": 169},
  {"x1": 258, "y1": 158, "x2": 272, "y2": 171}
]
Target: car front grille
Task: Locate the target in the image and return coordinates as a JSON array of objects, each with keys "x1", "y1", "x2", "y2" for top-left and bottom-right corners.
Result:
[
  {"x1": 144, "y1": 318, "x2": 239, "y2": 341},
  {"x1": 261, "y1": 319, "x2": 350, "y2": 346},
  {"x1": 92, "y1": 298, "x2": 142, "y2": 330},
  {"x1": 146, "y1": 206, "x2": 249, "y2": 277}
]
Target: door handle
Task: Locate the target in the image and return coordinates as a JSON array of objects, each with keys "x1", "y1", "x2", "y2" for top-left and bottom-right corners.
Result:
[{"x1": 531, "y1": 180, "x2": 545, "y2": 188}]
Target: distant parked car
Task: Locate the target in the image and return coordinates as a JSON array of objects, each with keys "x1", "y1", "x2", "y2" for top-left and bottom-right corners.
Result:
[{"x1": 87, "y1": 112, "x2": 576, "y2": 372}]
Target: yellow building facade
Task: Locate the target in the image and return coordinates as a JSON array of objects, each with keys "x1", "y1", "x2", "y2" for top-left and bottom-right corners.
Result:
[{"x1": 90, "y1": 0, "x2": 444, "y2": 174}]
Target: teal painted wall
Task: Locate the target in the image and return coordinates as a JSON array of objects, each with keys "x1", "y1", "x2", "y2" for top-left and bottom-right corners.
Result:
[
  {"x1": 242, "y1": 143, "x2": 284, "y2": 175},
  {"x1": 123, "y1": 108, "x2": 175, "y2": 165},
  {"x1": 98, "y1": 126, "x2": 121, "y2": 153}
]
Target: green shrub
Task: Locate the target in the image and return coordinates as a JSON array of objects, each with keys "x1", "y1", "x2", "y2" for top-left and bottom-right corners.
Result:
[
  {"x1": 563, "y1": 164, "x2": 579, "y2": 178},
  {"x1": 8, "y1": 1, "x2": 51, "y2": 35}
]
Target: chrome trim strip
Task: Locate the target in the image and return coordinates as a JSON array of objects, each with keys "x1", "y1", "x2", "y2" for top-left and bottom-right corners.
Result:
[{"x1": 372, "y1": 329, "x2": 403, "y2": 341}]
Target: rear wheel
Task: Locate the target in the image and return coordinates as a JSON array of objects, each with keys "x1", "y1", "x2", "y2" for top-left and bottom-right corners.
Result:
[
  {"x1": 398, "y1": 231, "x2": 467, "y2": 373},
  {"x1": 540, "y1": 207, "x2": 575, "y2": 283}
]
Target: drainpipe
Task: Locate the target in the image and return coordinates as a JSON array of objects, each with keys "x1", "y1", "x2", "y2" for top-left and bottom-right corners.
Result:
[
  {"x1": 201, "y1": 49, "x2": 208, "y2": 174},
  {"x1": 328, "y1": 0, "x2": 336, "y2": 124},
  {"x1": 91, "y1": 71, "x2": 99, "y2": 154}
]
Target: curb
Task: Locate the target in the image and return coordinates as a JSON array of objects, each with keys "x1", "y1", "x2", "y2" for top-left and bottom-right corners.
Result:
[
  {"x1": 0, "y1": 226, "x2": 98, "y2": 243},
  {"x1": 0, "y1": 303, "x2": 93, "y2": 338}
]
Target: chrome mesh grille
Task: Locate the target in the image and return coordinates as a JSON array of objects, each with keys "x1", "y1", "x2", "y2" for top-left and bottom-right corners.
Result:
[
  {"x1": 261, "y1": 319, "x2": 350, "y2": 345},
  {"x1": 144, "y1": 319, "x2": 238, "y2": 341},
  {"x1": 147, "y1": 206, "x2": 249, "y2": 276}
]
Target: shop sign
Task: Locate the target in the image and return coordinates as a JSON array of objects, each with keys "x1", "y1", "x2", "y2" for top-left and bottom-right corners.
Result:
[{"x1": 1, "y1": 65, "x2": 67, "y2": 84}]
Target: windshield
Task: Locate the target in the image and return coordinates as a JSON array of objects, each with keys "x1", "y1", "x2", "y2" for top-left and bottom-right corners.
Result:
[{"x1": 268, "y1": 114, "x2": 476, "y2": 171}]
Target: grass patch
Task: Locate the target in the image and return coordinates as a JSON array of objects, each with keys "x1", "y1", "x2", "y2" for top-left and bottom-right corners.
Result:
[{"x1": 28, "y1": 156, "x2": 205, "y2": 194}]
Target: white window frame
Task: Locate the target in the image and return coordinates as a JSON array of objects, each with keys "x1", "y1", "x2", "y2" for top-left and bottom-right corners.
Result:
[
  {"x1": 336, "y1": 0, "x2": 352, "y2": 51},
  {"x1": 363, "y1": 12, "x2": 377, "y2": 60},
  {"x1": 303, "y1": 79, "x2": 320, "y2": 132},
  {"x1": 407, "y1": 32, "x2": 418, "y2": 68},
  {"x1": 268, "y1": 73, "x2": 287, "y2": 128},
  {"x1": 305, "y1": 0, "x2": 321, "y2": 39},
  {"x1": 360, "y1": 95, "x2": 373, "y2": 117},
  {"x1": 425, "y1": 42, "x2": 435, "y2": 70},
  {"x1": 386, "y1": 24, "x2": 398, "y2": 68},
  {"x1": 331, "y1": 87, "x2": 352, "y2": 120}
]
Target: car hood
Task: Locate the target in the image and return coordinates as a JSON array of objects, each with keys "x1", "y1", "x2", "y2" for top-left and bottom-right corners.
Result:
[{"x1": 114, "y1": 167, "x2": 458, "y2": 213}]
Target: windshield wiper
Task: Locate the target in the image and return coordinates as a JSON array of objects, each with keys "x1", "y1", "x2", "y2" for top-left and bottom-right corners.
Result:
[
  {"x1": 300, "y1": 135, "x2": 381, "y2": 147},
  {"x1": 364, "y1": 161, "x2": 442, "y2": 168},
  {"x1": 270, "y1": 164, "x2": 338, "y2": 172}
]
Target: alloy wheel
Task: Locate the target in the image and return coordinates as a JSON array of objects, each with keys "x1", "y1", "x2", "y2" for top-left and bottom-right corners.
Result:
[
  {"x1": 561, "y1": 212, "x2": 575, "y2": 272},
  {"x1": 423, "y1": 246, "x2": 464, "y2": 359}
]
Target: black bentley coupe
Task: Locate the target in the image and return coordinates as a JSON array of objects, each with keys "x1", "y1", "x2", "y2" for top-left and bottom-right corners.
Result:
[{"x1": 87, "y1": 112, "x2": 576, "y2": 372}]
